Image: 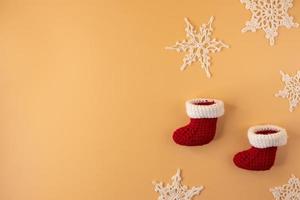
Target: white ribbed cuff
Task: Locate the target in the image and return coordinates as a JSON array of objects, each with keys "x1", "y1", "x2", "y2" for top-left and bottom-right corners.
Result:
[
  {"x1": 248, "y1": 125, "x2": 288, "y2": 148},
  {"x1": 185, "y1": 98, "x2": 224, "y2": 118}
]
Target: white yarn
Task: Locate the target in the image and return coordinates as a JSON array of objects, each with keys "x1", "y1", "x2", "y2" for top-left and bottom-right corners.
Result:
[
  {"x1": 275, "y1": 70, "x2": 300, "y2": 112},
  {"x1": 270, "y1": 175, "x2": 300, "y2": 200},
  {"x1": 153, "y1": 169, "x2": 204, "y2": 200},
  {"x1": 248, "y1": 125, "x2": 287, "y2": 148},
  {"x1": 241, "y1": 0, "x2": 299, "y2": 46},
  {"x1": 186, "y1": 98, "x2": 224, "y2": 119},
  {"x1": 166, "y1": 17, "x2": 229, "y2": 78}
]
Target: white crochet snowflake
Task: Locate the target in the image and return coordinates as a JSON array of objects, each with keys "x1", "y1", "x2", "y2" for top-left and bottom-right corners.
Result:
[
  {"x1": 241, "y1": 0, "x2": 299, "y2": 46},
  {"x1": 275, "y1": 70, "x2": 300, "y2": 112},
  {"x1": 166, "y1": 17, "x2": 229, "y2": 78},
  {"x1": 153, "y1": 169, "x2": 203, "y2": 200},
  {"x1": 270, "y1": 175, "x2": 300, "y2": 200}
]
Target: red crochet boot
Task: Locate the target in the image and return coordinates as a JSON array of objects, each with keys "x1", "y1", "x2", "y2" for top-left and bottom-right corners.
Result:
[
  {"x1": 173, "y1": 98, "x2": 224, "y2": 146},
  {"x1": 233, "y1": 125, "x2": 287, "y2": 171}
]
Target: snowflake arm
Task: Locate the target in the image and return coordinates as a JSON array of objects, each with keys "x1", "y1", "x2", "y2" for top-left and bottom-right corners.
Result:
[
  {"x1": 270, "y1": 175, "x2": 300, "y2": 200},
  {"x1": 275, "y1": 70, "x2": 300, "y2": 112},
  {"x1": 153, "y1": 169, "x2": 204, "y2": 200},
  {"x1": 184, "y1": 17, "x2": 198, "y2": 43},
  {"x1": 207, "y1": 38, "x2": 229, "y2": 53},
  {"x1": 241, "y1": 0, "x2": 299, "y2": 46},
  {"x1": 166, "y1": 17, "x2": 229, "y2": 78},
  {"x1": 199, "y1": 50, "x2": 211, "y2": 78},
  {"x1": 181, "y1": 50, "x2": 197, "y2": 71}
]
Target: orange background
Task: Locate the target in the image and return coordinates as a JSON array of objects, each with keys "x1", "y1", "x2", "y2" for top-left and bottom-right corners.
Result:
[{"x1": 1, "y1": 0, "x2": 300, "y2": 199}]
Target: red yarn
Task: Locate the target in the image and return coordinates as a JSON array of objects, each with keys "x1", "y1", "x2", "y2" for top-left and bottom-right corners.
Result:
[
  {"x1": 233, "y1": 130, "x2": 279, "y2": 171},
  {"x1": 194, "y1": 101, "x2": 215, "y2": 106},
  {"x1": 233, "y1": 147, "x2": 277, "y2": 170},
  {"x1": 173, "y1": 118, "x2": 218, "y2": 146},
  {"x1": 255, "y1": 130, "x2": 278, "y2": 135}
]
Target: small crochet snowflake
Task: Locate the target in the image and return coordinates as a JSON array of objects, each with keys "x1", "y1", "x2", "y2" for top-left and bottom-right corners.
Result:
[
  {"x1": 275, "y1": 70, "x2": 300, "y2": 112},
  {"x1": 270, "y1": 175, "x2": 300, "y2": 200},
  {"x1": 241, "y1": 0, "x2": 299, "y2": 46},
  {"x1": 153, "y1": 169, "x2": 204, "y2": 200},
  {"x1": 166, "y1": 17, "x2": 229, "y2": 78}
]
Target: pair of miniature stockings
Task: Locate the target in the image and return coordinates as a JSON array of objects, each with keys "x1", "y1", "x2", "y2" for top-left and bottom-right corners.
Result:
[{"x1": 173, "y1": 98, "x2": 287, "y2": 171}]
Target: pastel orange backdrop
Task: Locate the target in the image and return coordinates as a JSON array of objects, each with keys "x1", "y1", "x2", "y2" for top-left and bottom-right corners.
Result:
[{"x1": 0, "y1": 0, "x2": 300, "y2": 200}]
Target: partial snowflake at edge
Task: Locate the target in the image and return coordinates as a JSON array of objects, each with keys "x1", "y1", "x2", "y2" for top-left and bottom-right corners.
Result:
[
  {"x1": 153, "y1": 169, "x2": 204, "y2": 200},
  {"x1": 275, "y1": 70, "x2": 300, "y2": 112},
  {"x1": 270, "y1": 175, "x2": 300, "y2": 199},
  {"x1": 241, "y1": 0, "x2": 299, "y2": 46}
]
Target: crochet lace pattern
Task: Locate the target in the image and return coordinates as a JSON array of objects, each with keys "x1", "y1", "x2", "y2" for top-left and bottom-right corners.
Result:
[
  {"x1": 166, "y1": 17, "x2": 229, "y2": 78},
  {"x1": 153, "y1": 169, "x2": 203, "y2": 200},
  {"x1": 276, "y1": 70, "x2": 300, "y2": 112},
  {"x1": 270, "y1": 175, "x2": 300, "y2": 199},
  {"x1": 241, "y1": 0, "x2": 299, "y2": 46}
]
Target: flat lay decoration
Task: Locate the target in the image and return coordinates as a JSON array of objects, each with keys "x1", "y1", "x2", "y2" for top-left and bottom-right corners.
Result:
[
  {"x1": 270, "y1": 175, "x2": 300, "y2": 200},
  {"x1": 275, "y1": 70, "x2": 300, "y2": 112},
  {"x1": 3, "y1": 1, "x2": 300, "y2": 200},
  {"x1": 173, "y1": 98, "x2": 224, "y2": 146},
  {"x1": 166, "y1": 17, "x2": 229, "y2": 78},
  {"x1": 233, "y1": 125, "x2": 287, "y2": 171},
  {"x1": 152, "y1": 169, "x2": 204, "y2": 200},
  {"x1": 241, "y1": 0, "x2": 299, "y2": 46}
]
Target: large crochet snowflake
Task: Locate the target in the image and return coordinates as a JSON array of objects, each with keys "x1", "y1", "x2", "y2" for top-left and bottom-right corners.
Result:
[
  {"x1": 241, "y1": 0, "x2": 299, "y2": 46},
  {"x1": 166, "y1": 17, "x2": 229, "y2": 78},
  {"x1": 275, "y1": 70, "x2": 300, "y2": 112},
  {"x1": 270, "y1": 175, "x2": 300, "y2": 200},
  {"x1": 153, "y1": 169, "x2": 204, "y2": 200}
]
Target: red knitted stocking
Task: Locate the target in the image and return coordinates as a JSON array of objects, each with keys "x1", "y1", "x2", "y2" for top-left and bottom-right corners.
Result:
[
  {"x1": 172, "y1": 98, "x2": 224, "y2": 146},
  {"x1": 173, "y1": 118, "x2": 217, "y2": 146},
  {"x1": 233, "y1": 125, "x2": 287, "y2": 171}
]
